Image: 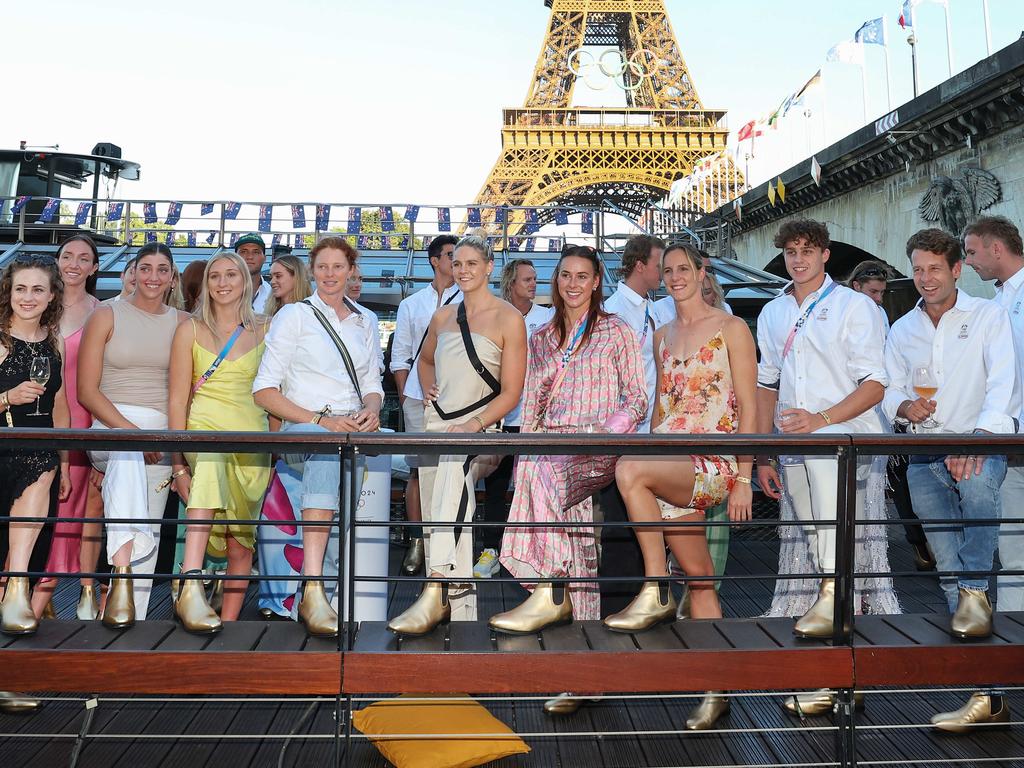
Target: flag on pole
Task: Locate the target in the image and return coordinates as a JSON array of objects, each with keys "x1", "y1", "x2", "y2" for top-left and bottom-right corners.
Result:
[
  {"x1": 899, "y1": 0, "x2": 914, "y2": 29},
  {"x1": 39, "y1": 198, "x2": 61, "y2": 223},
  {"x1": 380, "y1": 206, "x2": 395, "y2": 232},
  {"x1": 811, "y1": 156, "x2": 823, "y2": 186},
  {"x1": 272, "y1": 234, "x2": 281, "y2": 248},
  {"x1": 186, "y1": 232, "x2": 196, "y2": 247},
  {"x1": 581, "y1": 211, "x2": 594, "y2": 234},
  {"x1": 106, "y1": 202, "x2": 124, "y2": 222},
  {"x1": 205, "y1": 231, "x2": 216, "y2": 245},
  {"x1": 291, "y1": 204, "x2": 306, "y2": 229},
  {"x1": 347, "y1": 206, "x2": 361, "y2": 233},
  {"x1": 404, "y1": 205, "x2": 420, "y2": 223},
  {"x1": 143, "y1": 202, "x2": 158, "y2": 224},
  {"x1": 258, "y1": 204, "x2": 273, "y2": 233},
  {"x1": 165, "y1": 201, "x2": 183, "y2": 226},
  {"x1": 508, "y1": 237, "x2": 520, "y2": 251},
  {"x1": 467, "y1": 207, "x2": 481, "y2": 228},
  {"x1": 855, "y1": 17, "x2": 887, "y2": 45},
  {"x1": 790, "y1": 70, "x2": 822, "y2": 111},
  {"x1": 776, "y1": 177, "x2": 786, "y2": 204},
  {"x1": 224, "y1": 202, "x2": 241, "y2": 220},
  {"x1": 553, "y1": 208, "x2": 568, "y2": 225},
  {"x1": 201, "y1": 203, "x2": 215, "y2": 216},
  {"x1": 437, "y1": 207, "x2": 451, "y2": 231},
  {"x1": 736, "y1": 120, "x2": 764, "y2": 142},
  {"x1": 315, "y1": 204, "x2": 331, "y2": 231},
  {"x1": 11, "y1": 196, "x2": 31, "y2": 215},
  {"x1": 400, "y1": 235, "x2": 410, "y2": 250},
  {"x1": 381, "y1": 235, "x2": 391, "y2": 250},
  {"x1": 74, "y1": 202, "x2": 93, "y2": 226},
  {"x1": 826, "y1": 41, "x2": 865, "y2": 65},
  {"x1": 767, "y1": 181, "x2": 777, "y2": 207}
]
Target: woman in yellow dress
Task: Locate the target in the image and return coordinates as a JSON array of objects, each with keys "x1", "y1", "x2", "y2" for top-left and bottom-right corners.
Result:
[{"x1": 168, "y1": 252, "x2": 271, "y2": 633}]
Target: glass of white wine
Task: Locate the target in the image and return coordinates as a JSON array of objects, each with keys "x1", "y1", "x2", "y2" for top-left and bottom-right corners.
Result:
[
  {"x1": 29, "y1": 356, "x2": 50, "y2": 416},
  {"x1": 774, "y1": 401, "x2": 796, "y2": 432},
  {"x1": 911, "y1": 365, "x2": 940, "y2": 428}
]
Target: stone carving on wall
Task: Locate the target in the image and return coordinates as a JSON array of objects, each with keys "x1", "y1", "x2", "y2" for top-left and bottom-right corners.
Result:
[{"x1": 919, "y1": 168, "x2": 1002, "y2": 235}]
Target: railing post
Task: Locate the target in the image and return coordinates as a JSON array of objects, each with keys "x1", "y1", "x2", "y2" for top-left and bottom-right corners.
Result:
[
  {"x1": 334, "y1": 440, "x2": 349, "y2": 768},
  {"x1": 833, "y1": 439, "x2": 858, "y2": 768}
]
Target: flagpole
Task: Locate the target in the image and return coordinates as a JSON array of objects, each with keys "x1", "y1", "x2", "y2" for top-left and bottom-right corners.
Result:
[
  {"x1": 907, "y1": 33, "x2": 920, "y2": 97},
  {"x1": 981, "y1": 0, "x2": 992, "y2": 56},
  {"x1": 860, "y1": 62, "x2": 869, "y2": 123},
  {"x1": 943, "y1": 3, "x2": 955, "y2": 76},
  {"x1": 883, "y1": 15, "x2": 894, "y2": 110}
]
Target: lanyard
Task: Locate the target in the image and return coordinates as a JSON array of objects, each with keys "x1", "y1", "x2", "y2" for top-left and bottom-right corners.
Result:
[
  {"x1": 560, "y1": 317, "x2": 587, "y2": 368},
  {"x1": 638, "y1": 300, "x2": 652, "y2": 345},
  {"x1": 192, "y1": 325, "x2": 244, "y2": 394},
  {"x1": 782, "y1": 281, "x2": 837, "y2": 360}
]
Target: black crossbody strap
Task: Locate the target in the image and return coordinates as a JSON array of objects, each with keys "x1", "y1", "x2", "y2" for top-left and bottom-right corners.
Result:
[
  {"x1": 408, "y1": 290, "x2": 460, "y2": 366},
  {"x1": 433, "y1": 302, "x2": 502, "y2": 421},
  {"x1": 301, "y1": 300, "x2": 363, "y2": 403}
]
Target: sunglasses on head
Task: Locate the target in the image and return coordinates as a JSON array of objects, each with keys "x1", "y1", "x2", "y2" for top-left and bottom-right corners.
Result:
[{"x1": 853, "y1": 267, "x2": 886, "y2": 282}]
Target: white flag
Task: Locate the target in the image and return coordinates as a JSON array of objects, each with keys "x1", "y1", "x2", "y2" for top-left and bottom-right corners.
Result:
[
  {"x1": 810, "y1": 156, "x2": 822, "y2": 187},
  {"x1": 826, "y1": 41, "x2": 865, "y2": 66}
]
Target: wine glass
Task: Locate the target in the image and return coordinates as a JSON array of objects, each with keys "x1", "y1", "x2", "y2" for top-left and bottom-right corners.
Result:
[
  {"x1": 911, "y1": 365, "x2": 940, "y2": 428},
  {"x1": 774, "y1": 401, "x2": 795, "y2": 432},
  {"x1": 29, "y1": 357, "x2": 50, "y2": 416}
]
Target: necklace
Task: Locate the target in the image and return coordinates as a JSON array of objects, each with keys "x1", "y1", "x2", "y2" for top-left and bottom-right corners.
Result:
[{"x1": 62, "y1": 293, "x2": 90, "y2": 310}]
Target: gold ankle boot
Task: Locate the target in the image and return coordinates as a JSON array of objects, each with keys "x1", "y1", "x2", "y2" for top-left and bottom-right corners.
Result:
[
  {"x1": 686, "y1": 692, "x2": 730, "y2": 730},
  {"x1": 41, "y1": 600, "x2": 56, "y2": 620},
  {"x1": 603, "y1": 581, "x2": 677, "y2": 632},
  {"x1": 0, "y1": 692, "x2": 39, "y2": 715},
  {"x1": 932, "y1": 693, "x2": 1010, "y2": 733},
  {"x1": 174, "y1": 571, "x2": 222, "y2": 635},
  {"x1": 298, "y1": 580, "x2": 338, "y2": 638},
  {"x1": 402, "y1": 538, "x2": 425, "y2": 576},
  {"x1": 543, "y1": 693, "x2": 590, "y2": 716},
  {"x1": 102, "y1": 566, "x2": 136, "y2": 630},
  {"x1": 209, "y1": 573, "x2": 225, "y2": 614},
  {"x1": 793, "y1": 578, "x2": 835, "y2": 638},
  {"x1": 783, "y1": 689, "x2": 866, "y2": 717},
  {"x1": 489, "y1": 582, "x2": 573, "y2": 635},
  {"x1": 950, "y1": 587, "x2": 992, "y2": 639},
  {"x1": 1, "y1": 577, "x2": 38, "y2": 635},
  {"x1": 387, "y1": 582, "x2": 450, "y2": 636},
  {"x1": 76, "y1": 585, "x2": 98, "y2": 621}
]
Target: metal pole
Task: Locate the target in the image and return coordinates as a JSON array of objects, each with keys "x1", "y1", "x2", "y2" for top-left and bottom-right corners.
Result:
[
  {"x1": 907, "y1": 34, "x2": 920, "y2": 97},
  {"x1": 218, "y1": 203, "x2": 227, "y2": 248},
  {"x1": 91, "y1": 160, "x2": 101, "y2": 232},
  {"x1": 943, "y1": 5, "x2": 955, "y2": 76},
  {"x1": 833, "y1": 441, "x2": 858, "y2": 768},
  {"x1": 981, "y1": 0, "x2": 993, "y2": 56}
]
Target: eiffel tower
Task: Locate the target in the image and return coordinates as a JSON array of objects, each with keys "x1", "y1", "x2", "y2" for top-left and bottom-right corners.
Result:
[{"x1": 473, "y1": 0, "x2": 742, "y2": 228}]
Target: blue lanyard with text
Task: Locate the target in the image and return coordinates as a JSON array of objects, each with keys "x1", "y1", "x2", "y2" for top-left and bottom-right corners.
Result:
[{"x1": 560, "y1": 318, "x2": 588, "y2": 368}]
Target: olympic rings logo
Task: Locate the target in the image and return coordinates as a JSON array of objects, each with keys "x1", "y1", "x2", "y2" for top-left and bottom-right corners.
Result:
[{"x1": 567, "y1": 48, "x2": 656, "y2": 92}]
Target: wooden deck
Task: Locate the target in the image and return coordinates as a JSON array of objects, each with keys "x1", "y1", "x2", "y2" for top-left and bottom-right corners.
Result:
[{"x1": 1, "y1": 540, "x2": 1023, "y2": 767}]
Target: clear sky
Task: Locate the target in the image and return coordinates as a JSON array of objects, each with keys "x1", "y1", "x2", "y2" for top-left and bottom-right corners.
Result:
[{"x1": 3, "y1": 0, "x2": 1021, "y2": 206}]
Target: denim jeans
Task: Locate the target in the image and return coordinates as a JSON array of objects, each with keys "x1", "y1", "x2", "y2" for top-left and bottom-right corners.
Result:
[{"x1": 907, "y1": 455, "x2": 1006, "y2": 612}]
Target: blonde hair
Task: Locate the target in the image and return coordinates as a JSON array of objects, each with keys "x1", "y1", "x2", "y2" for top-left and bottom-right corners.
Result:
[
  {"x1": 265, "y1": 254, "x2": 312, "y2": 316},
  {"x1": 193, "y1": 252, "x2": 258, "y2": 341},
  {"x1": 702, "y1": 271, "x2": 727, "y2": 309}
]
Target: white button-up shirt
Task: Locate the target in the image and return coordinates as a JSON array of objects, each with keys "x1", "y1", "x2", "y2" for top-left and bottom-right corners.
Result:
[
  {"x1": 390, "y1": 283, "x2": 462, "y2": 400},
  {"x1": 605, "y1": 281, "x2": 658, "y2": 431},
  {"x1": 349, "y1": 298, "x2": 384, "y2": 375},
  {"x1": 994, "y1": 265, "x2": 1024, "y2": 422},
  {"x1": 253, "y1": 291, "x2": 384, "y2": 419},
  {"x1": 504, "y1": 303, "x2": 555, "y2": 427},
  {"x1": 757, "y1": 274, "x2": 888, "y2": 434},
  {"x1": 653, "y1": 294, "x2": 732, "y2": 325},
  {"x1": 883, "y1": 290, "x2": 1019, "y2": 435},
  {"x1": 252, "y1": 278, "x2": 272, "y2": 315}
]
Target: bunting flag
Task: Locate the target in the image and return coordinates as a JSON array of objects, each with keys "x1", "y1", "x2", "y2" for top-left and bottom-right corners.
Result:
[
  {"x1": 347, "y1": 206, "x2": 362, "y2": 233},
  {"x1": 467, "y1": 207, "x2": 481, "y2": 228},
  {"x1": 11, "y1": 196, "x2": 31, "y2": 215},
  {"x1": 143, "y1": 202, "x2": 158, "y2": 224},
  {"x1": 0, "y1": 199, "x2": 5, "y2": 219},
  {"x1": 494, "y1": 206, "x2": 507, "y2": 225},
  {"x1": 854, "y1": 17, "x2": 887, "y2": 45},
  {"x1": 508, "y1": 237, "x2": 521, "y2": 251},
  {"x1": 357, "y1": 235, "x2": 370, "y2": 250},
  {"x1": 381, "y1": 235, "x2": 392, "y2": 250},
  {"x1": 826, "y1": 41, "x2": 865, "y2": 66},
  {"x1": 272, "y1": 234, "x2": 282, "y2": 247},
  {"x1": 400, "y1": 235, "x2": 410, "y2": 250},
  {"x1": 437, "y1": 207, "x2": 451, "y2": 231},
  {"x1": 205, "y1": 231, "x2": 216, "y2": 245},
  {"x1": 164, "y1": 230, "x2": 175, "y2": 245},
  {"x1": 187, "y1": 231, "x2": 197, "y2": 247},
  {"x1": 291, "y1": 204, "x2": 306, "y2": 229},
  {"x1": 315, "y1": 203, "x2": 331, "y2": 230},
  {"x1": 258, "y1": 204, "x2": 273, "y2": 233},
  {"x1": 767, "y1": 181, "x2": 777, "y2": 207},
  {"x1": 379, "y1": 206, "x2": 395, "y2": 232},
  {"x1": 165, "y1": 201, "x2": 183, "y2": 226},
  {"x1": 525, "y1": 237, "x2": 536, "y2": 252},
  {"x1": 553, "y1": 209, "x2": 568, "y2": 225},
  {"x1": 200, "y1": 203, "x2": 215, "y2": 216},
  {"x1": 733, "y1": 198, "x2": 743, "y2": 222},
  {"x1": 404, "y1": 205, "x2": 420, "y2": 223},
  {"x1": 293, "y1": 233, "x2": 304, "y2": 249},
  {"x1": 74, "y1": 202, "x2": 93, "y2": 226},
  {"x1": 145, "y1": 231, "x2": 157, "y2": 244},
  {"x1": 811, "y1": 156, "x2": 823, "y2": 186},
  {"x1": 38, "y1": 198, "x2": 61, "y2": 223},
  {"x1": 229, "y1": 232, "x2": 240, "y2": 247},
  {"x1": 523, "y1": 208, "x2": 539, "y2": 234},
  {"x1": 581, "y1": 211, "x2": 594, "y2": 234},
  {"x1": 224, "y1": 202, "x2": 241, "y2": 220},
  {"x1": 548, "y1": 239, "x2": 560, "y2": 251},
  {"x1": 776, "y1": 177, "x2": 786, "y2": 204},
  {"x1": 106, "y1": 201, "x2": 124, "y2": 221}
]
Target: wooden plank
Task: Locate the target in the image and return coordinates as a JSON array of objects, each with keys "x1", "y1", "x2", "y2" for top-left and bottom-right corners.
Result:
[
  {"x1": 252, "y1": 620, "x2": 309, "y2": 652},
  {"x1": 54, "y1": 621, "x2": 125, "y2": 651},
  {"x1": 203, "y1": 621, "x2": 266, "y2": 652},
  {"x1": 74, "y1": 697, "x2": 168, "y2": 768},
  {"x1": 303, "y1": 632, "x2": 343, "y2": 653},
  {"x1": 447, "y1": 622, "x2": 494, "y2": 652},
  {"x1": 756, "y1": 616, "x2": 829, "y2": 649},
  {"x1": 854, "y1": 615, "x2": 917, "y2": 646},
  {"x1": 105, "y1": 620, "x2": 175, "y2": 651},
  {"x1": 631, "y1": 624, "x2": 685, "y2": 651},
  {"x1": 581, "y1": 622, "x2": 637, "y2": 651},
  {"x1": 153, "y1": 625, "x2": 213, "y2": 651},
  {"x1": 110, "y1": 698, "x2": 204, "y2": 768},
  {"x1": 199, "y1": 699, "x2": 285, "y2": 768},
  {"x1": 495, "y1": 632, "x2": 543, "y2": 653},
  {"x1": 397, "y1": 625, "x2": 446, "y2": 652},
  {"x1": 540, "y1": 622, "x2": 590, "y2": 651},
  {"x1": 288, "y1": 699, "x2": 339, "y2": 768},
  {"x1": 0, "y1": 695, "x2": 83, "y2": 768},
  {"x1": 885, "y1": 614, "x2": 979, "y2": 646},
  {"x1": 2, "y1": 619, "x2": 85, "y2": 650},
  {"x1": 714, "y1": 619, "x2": 781, "y2": 649},
  {"x1": 154, "y1": 699, "x2": 239, "y2": 768},
  {"x1": 855, "y1": 645, "x2": 1024, "y2": 686},
  {"x1": 350, "y1": 622, "x2": 399, "y2": 653},
  {"x1": 671, "y1": 619, "x2": 732, "y2": 649},
  {"x1": 921, "y1": 613, "x2": 1009, "y2": 646}
]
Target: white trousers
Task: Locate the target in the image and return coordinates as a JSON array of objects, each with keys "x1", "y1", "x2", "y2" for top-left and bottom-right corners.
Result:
[
  {"x1": 782, "y1": 456, "x2": 839, "y2": 573},
  {"x1": 998, "y1": 464, "x2": 1024, "y2": 612},
  {"x1": 89, "y1": 404, "x2": 171, "y2": 621}
]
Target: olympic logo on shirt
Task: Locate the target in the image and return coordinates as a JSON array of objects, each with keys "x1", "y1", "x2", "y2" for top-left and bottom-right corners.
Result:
[{"x1": 567, "y1": 48, "x2": 656, "y2": 92}]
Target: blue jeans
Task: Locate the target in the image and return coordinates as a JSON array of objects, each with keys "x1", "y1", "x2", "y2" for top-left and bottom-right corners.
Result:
[{"x1": 907, "y1": 455, "x2": 1006, "y2": 612}]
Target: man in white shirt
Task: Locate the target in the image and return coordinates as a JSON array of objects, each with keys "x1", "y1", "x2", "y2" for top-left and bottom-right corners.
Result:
[
  {"x1": 605, "y1": 234, "x2": 665, "y2": 432},
  {"x1": 236, "y1": 233, "x2": 273, "y2": 314},
  {"x1": 964, "y1": 216, "x2": 1024, "y2": 614},
  {"x1": 756, "y1": 219, "x2": 888, "y2": 639},
  {"x1": 886, "y1": 227, "x2": 1017, "y2": 733},
  {"x1": 389, "y1": 235, "x2": 461, "y2": 575}
]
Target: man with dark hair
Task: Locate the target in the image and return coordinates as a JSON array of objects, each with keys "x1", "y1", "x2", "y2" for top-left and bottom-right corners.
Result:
[
  {"x1": 965, "y1": 216, "x2": 1024, "y2": 615},
  {"x1": 389, "y1": 235, "x2": 461, "y2": 574},
  {"x1": 886, "y1": 227, "x2": 1018, "y2": 732},
  {"x1": 235, "y1": 232, "x2": 272, "y2": 313},
  {"x1": 773, "y1": 218, "x2": 831, "y2": 252}
]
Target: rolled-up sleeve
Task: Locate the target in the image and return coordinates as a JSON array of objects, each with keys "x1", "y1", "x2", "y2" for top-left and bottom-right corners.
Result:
[
  {"x1": 882, "y1": 324, "x2": 913, "y2": 423},
  {"x1": 843, "y1": 296, "x2": 889, "y2": 388},
  {"x1": 390, "y1": 299, "x2": 413, "y2": 374},
  {"x1": 756, "y1": 305, "x2": 782, "y2": 390},
  {"x1": 253, "y1": 304, "x2": 299, "y2": 394},
  {"x1": 978, "y1": 305, "x2": 1018, "y2": 434}
]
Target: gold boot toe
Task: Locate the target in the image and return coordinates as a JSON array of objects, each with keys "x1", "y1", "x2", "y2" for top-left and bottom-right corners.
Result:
[
  {"x1": 686, "y1": 692, "x2": 730, "y2": 730},
  {"x1": 298, "y1": 580, "x2": 338, "y2": 638},
  {"x1": 174, "y1": 572, "x2": 223, "y2": 634},
  {"x1": 402, "y1": 539, "x2": 425, "y2": 576},
  {"x1": 387, "y1": 583, "x2": 450, "y2": 636},
  {"x1": 76, "y1": 585, "x2": 98, "y2": 621},
  {"x1": 793, "y1": 579, "x2": 835, "y2": 639},
  {"x1": 1, "y1": 577, "x2": 38, "y2": 635},
  {"x1": 932, "y1": 693, "x2": 1010, "y2": 733},
  {"x1": 950, "y1": 587, "x2": 992, "y2": 640},
  {"x1": 0, "y1": 692, "x2": 39, "y2": 715},
  {"x1": 603, "y1": 581, "x2": 676, "y2": 633},
  {"x1": 489, "y1": 582, "x2": 573, "y2": 635},
  {"x1": 543, "y1": 693, "x2": 590, "y2": 716},
  {"x1": 102, "y1": 566, "x2": 136, "y2": 630}
]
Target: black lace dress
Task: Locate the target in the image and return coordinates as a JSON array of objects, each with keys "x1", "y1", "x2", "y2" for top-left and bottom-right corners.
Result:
[{"x1": 0, "y1": 336, "x2": 62, "y2": 571}]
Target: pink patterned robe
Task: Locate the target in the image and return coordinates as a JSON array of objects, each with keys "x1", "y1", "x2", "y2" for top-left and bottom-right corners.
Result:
[{"x1": 500, "y1": 313, "x2": 647, "y2": 619}]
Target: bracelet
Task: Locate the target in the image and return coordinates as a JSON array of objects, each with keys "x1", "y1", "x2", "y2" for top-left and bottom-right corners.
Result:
[
  {"x1": 171, "y1": 468, "x2": 189, "y2": 480},
  {"x1": 311, "y1": 405, "x2": 330, "y2": 425},
  {"x1": 0, "y1": 390, "x2": 8, "y2": 408},
  {"x1": 819, "y1": 410, "x2": 832, "y2": 425},
  {"x1": 471, "y1": 415, "x2": 486, "y2": 432},
  {"x1": 734, "y1": 476, "x2": 752, "y2": 485}
]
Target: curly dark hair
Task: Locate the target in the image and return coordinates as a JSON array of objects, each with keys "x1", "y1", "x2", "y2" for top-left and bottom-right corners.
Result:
[
  {"x1": 906, "y1": 228, "x2": 962, "y2": 268},
  {"x1": 0, "y1": 256, "x2": 65, "y2": 355},
  {"x1": 773, "y1": 219, "x2": 830, "y2": 251}
]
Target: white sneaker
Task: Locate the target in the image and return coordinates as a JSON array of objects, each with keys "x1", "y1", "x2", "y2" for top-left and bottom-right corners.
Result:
[{"x1": 473, "y1": 548, "x2": 500, "y2": 578}]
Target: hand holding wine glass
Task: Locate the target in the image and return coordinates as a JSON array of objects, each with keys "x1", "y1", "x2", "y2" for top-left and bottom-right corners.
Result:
[
  {"x1": 29, "y1": 356, "x2": 50, "y2": 416},
  {"x1": 910, "y1": 365, "x2": 940, "y2": 428},
  {"x1": 774, "y1": 401, "x2": 796, "y2": 432}
]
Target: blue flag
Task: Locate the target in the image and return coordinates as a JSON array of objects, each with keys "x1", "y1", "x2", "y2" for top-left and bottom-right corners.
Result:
[
  {"x1": 467, "y1": 207, "x2": 481, "y2": 228},
  {"x1": 357, "y1": 235, "x2": 369, "y2": 250},
  {"x1": 145, "y1": 231, "x2": 157, "y2": 244},
  {"x1": 11, "y1": 196, "x2": 31, "y2": 215},
  {"x1": 437, "y1": 207, "x2": 450, "y2": 232},
  {"x1": 347, "y1": 207, "x2": 361, "y2": 233},
  {"x1": 224, "y1": 202, "x2": 241, "y2": 220},
  {"x1": 143, "y1": 202, "x2": 158, "y2": 225},
  {"x1": 855, "y1": 17, "x2": 887, "y2": 45},
  {"x1": 379, "y1": 206, "x2": 395, "y2": 232},
  {"x1": 294, "y1": 233, "x2": 305, "y2": 249},
  {"x1": 525, "y1": 237, "x2": 536, "y2": 252},
  {"x1": 508, "y1": 237, "x2": 521, "y2": 251},
  {"x1": 74, "y1": 202, "x2": 93, "y2": 226},
  {"x1": 523, "y1": 209, "x2": 539, "y2": 235},
  {"x1": 187, "y1": 232, "x2": 197, "y2": 247},
  {"x1": 553, "y1": 209, "x2": 568, "y2": 225},
  {"x1": 258, "y1": 204, "x2": 273, "y2": 233},
  {"x1": 164, "y1": 230, "x2": 174, "y2": 245},
  {"x1": 404, "y1": 205, "x2": 420, "y2": 223},
  {"x1": 315, "y1": 204, "x2": 331, "y2": 230},
  {"x1": 165, "y1": 201, "x2": 183, "y2": 226},
  {"x1": 201, "y1": 203, "x2": 215, "y2": 216},
  {"x1": 381, "y1": 235, "x2": 391, "y2": 250},
  {"x1": 548, "y1": 239, "x2": 559, "y2": 252},
  {"x1": 205, "y1": 231, "x2": 216, "y2": 245},
  {"x1": 229, "y1": 232, "x2": 240, "y2": 247},
  {"x1": 400, "y1": 235, "x2": 410, "y2": 250},
  {"x1": 106, "y1": 202, "x2": 124, "y2": 222},
  {"x1": 581, "y1": 211, "x2": 594, "y2": 234},
  {"x1": 272, "y1": 234, "x2": 281, "y2": 247},
  {"x1": 291, "y1": 204, "x2": 306, "y2": 229},
  {"x1": 494, "y1": 207, "x2": 507, "y2": 225},
  {"x1": 39, "y1": 198, "x2": 61, "y2": 223}
]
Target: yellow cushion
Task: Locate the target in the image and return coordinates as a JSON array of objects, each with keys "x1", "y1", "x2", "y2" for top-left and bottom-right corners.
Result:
[{"x1": 352, "y1": 695, "x2": 531, "y2": 768}]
